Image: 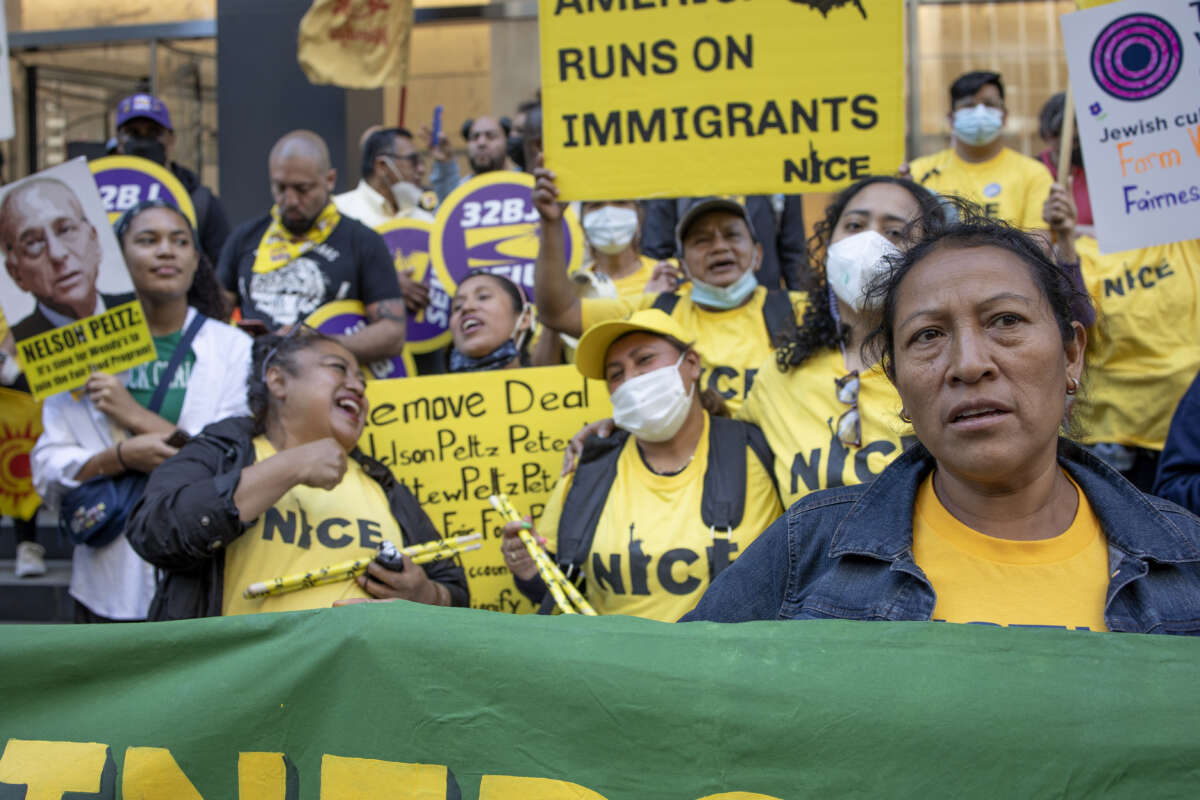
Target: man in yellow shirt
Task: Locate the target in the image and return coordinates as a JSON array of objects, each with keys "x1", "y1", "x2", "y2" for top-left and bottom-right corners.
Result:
[
  {"x1": 532, "y1": 167, "x2": 806, "y2": 414},
  {"x1": 905, "y1": 71, "x2": 1053, "y2": 231}
]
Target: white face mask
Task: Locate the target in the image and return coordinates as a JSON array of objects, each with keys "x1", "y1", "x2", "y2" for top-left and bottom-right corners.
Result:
[
  {"x1": 583, "y1": 205, "x2": 639, "y2": 255},
  {"x1": 383, "y1": 158, "x2": 423, "y2": 210},
  {"x1": 610, "y1": 352, "x2": 694, "y2": 443},
  {"x1": 825, "y1": 230, "x2": 900, "y2": 312},
  {"x1": 952, "y1": 104, "x2": 1004, "y2": 146}
]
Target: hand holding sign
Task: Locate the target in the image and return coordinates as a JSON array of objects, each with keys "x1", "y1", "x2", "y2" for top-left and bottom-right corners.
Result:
[{"x1": 532, "y1": 160, "x2": 566, "y2": 223}]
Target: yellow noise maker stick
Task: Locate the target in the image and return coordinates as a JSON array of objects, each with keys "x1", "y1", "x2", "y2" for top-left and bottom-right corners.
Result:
[
  {"x1": 488, "y1": 494, "x2": 598, "y2": 616},
  {"x1": 243, "y1": 534, "x2": 482, "y2": 599}
]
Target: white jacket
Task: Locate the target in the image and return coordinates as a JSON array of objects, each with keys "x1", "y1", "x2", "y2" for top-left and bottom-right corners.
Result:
[{"x1": 32, "y1": 308, "x2": 252, "y2": 620}]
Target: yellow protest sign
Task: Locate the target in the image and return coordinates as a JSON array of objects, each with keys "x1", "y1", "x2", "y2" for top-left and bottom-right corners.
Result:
[
  {"x1": 0, "y1": 387, "x2": 43, "y2": 520},
  {"x1": 0, "y1": 159, "x2": 156, "y2": 400},
  {"x1": 360, "y1": 365, "x2": 610, "y2": 613},
  {"x1": 539, "y1": 0, "x2": 905, "y2": 200}
]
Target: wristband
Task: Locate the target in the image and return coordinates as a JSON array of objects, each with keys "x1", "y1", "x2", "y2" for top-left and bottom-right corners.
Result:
[{"x1": 115, "y1": 440, "x2": 129, "y2": 472}]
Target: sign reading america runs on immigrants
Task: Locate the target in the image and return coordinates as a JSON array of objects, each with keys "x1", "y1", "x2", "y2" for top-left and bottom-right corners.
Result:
[{"x1": 538, "y1": 0, "x2": 905, "y2": 201}]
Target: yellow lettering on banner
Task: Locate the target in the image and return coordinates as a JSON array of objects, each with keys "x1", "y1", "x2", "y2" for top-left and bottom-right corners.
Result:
[
  {"x1": 479, "y1": 775, "x2": 609, "y2": 799},
  {"x1": 360, "y1": 365, "x2": 610, "y2": 614},
  {"x1": 320, "y1": 755, "x2": 451, "y2": 798},
  {"x1": 122, "y1": 747, "x2": 204, "y2": 799},
  {"x1": 239, "y1": 752, "x2": 297, "y2": 800},
  {"x1": 538, "y1": 0, "x2": 904, "y2": 200},
  {"x1": 0, "y1": 739, "x2": 110, "y2": 798}
]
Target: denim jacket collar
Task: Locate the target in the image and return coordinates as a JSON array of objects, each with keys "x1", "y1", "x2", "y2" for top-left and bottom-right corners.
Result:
[{"x1": 828, "y1": 437, "x2": 1200, "y2": 565}]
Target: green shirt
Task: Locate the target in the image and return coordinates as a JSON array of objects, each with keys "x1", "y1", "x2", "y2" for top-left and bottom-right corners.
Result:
[{"x1": 126, "y1": 327, "x2": 195, "y2": 425}]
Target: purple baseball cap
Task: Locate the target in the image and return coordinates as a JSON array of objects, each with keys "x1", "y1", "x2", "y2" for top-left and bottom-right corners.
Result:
[{"x1": 116, "y1": 93, "x2": 173, "y2": 131}]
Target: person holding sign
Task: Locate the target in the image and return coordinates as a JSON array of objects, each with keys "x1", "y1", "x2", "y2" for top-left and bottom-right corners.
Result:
[
  {"x1": 905, "y1": 71, "x2": 1053, "y2": 233},
  {"x1": 533, "y1": 164, "x2": 806, "y2": 413},
  {"x1": 737, "y1": 176, "x2": 952, "y2": 506},
  {"x1": 216, "y1": 130, "x2": 407, "y2": 364},
  {"x1": 126, "y1": 327, "x2": 469, "y2": 619},
  {"x1": 32, "y1": 200, "x2": 251, "y2": 623},
  {"x1": 1043, "y1": 184, "x2": 1200, "y2": 492},
  {"x1": 502, "y1": 310, "x2": 781, "y2": 622},
  {"x1": 685, "y1": 212, "x2": 1200, "y2": 633}
]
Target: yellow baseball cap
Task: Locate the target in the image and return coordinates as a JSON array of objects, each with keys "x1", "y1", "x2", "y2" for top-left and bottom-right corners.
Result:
[{"x1": 574, "y1": 309, "x2": 693, "y2": 380}]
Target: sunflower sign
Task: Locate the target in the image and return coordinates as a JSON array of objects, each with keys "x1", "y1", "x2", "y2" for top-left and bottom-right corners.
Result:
[{"x1": 0, "y1": 387, "x2": 42, "y2": 520}]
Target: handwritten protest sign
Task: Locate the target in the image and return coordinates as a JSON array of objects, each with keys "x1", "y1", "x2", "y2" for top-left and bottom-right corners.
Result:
[
  {"x1": 538, "y1": 0, "x2": 905, "y2": 201},
  {"x1": 1062, "y1": 0, "x2": 1200, "y2": 253},
  {"x1": 430, "y1": 172, "x2": 584, "y2": 303},
  {"x1": 375, "y1": 218, "x2": 452, "y2": 354},
  {"x1": 0, "y1": 159, "x2": 154, "y2": 400},
  {"x1": 360, "y1": 365, "x2": 610, "y2": 613},
  {"x1": 89, "y1": 155, "x2": 197, "y2": 226},
  {"x1": 306, "y1": 299, "x2": 417, "y2": 379}
]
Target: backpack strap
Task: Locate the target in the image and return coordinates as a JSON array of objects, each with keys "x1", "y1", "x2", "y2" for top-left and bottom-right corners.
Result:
[
  {"x1": 760, "y1": 289, "x2": 797, "y2": 348},
  {"x1": 651, "y1": 292, "x2": 681, "y2": 315},
  {"x1": 700, "y1": 416, "x2": 750, "y2": 531},
  {"x1": 146, "y1": 313, "x2": 207, "y2": 414},
  {"x1": 538, "y1": 429, "x2": 629, "y2": 614}
]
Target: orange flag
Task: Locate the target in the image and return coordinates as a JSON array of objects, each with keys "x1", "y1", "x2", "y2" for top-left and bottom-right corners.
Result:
[
  {"x1": 297, "y1": 0, "x2": 414, "y2": 89},
  {"x1": 0, "y1": 387, "x2": 43, "y2": 521}
]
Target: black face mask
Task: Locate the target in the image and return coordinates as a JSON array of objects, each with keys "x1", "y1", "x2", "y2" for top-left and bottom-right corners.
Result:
[
  {"x1": 506, "y1": 135, "x2": 526, "y2": 171},
  {"x1": 124, "y1": 136, "x2": 166, "y2": 166}
]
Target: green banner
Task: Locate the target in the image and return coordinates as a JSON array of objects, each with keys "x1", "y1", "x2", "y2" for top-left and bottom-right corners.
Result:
[{"x1": 1, "y1": 606, "x2": 1198, "y2": 798}]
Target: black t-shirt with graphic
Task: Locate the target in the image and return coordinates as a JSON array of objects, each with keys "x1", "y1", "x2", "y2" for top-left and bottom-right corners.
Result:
[{"x1": 216, "y1": 213, "x2": 401, "y2": 327}]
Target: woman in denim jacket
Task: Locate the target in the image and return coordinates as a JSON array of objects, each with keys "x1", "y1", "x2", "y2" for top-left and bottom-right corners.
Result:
[{"x1": 685, "y1": 210, "x2": 1200, "y2": 634}]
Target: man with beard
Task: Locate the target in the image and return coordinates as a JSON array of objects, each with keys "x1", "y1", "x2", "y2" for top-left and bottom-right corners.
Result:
[
  {"x1": 430, "y1": 115, "x2": 511, "y2": 203},
  {"x1": 216, "y1": 130, "x2": 406, "y2": 363}
]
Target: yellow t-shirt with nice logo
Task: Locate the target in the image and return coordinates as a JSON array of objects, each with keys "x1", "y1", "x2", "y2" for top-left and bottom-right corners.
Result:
[
  {"x1": 737, "y1": 348, "x2": 913, "y2": 507},
  {"x1": 1075, "y1": 236, "x2": 1200, "y2": 450},
  {"x1": 222, "y1": 437, "x2": 400, "y2": 615},
  {"x1": 581, "y1": 286, "x2": 808, "y2": 414},
  {"x1": 911, "y1": 473, "x2": 1109, "y2": 632},
  {"x1": 537, "y1": 413, "x2": 783, "y2": 622},
  {"x1": 909, "y1": 146, "x2": 1054, "y2": 230}
]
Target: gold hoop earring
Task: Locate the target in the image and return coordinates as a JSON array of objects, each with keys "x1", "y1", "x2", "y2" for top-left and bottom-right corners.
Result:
[
  {"x1": 1066, "y1": 376, "x2": 1079, "y2": 396},
  {"x1": 899, "y1": 409, "x2": 912, "y2": 423}
]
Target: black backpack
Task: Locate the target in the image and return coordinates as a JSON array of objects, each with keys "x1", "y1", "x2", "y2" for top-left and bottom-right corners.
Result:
[{"x1": 540, "y1": 416, "x2": 776, "y2": 614}]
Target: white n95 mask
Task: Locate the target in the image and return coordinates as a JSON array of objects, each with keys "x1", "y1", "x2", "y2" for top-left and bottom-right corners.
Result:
[
  {"x1": 610, "y1": 353, "x2": 694, "y2": 442},
  {"x1": 583, "y1": 206, "x2": 639, "y2": 255},
  {"x1": 824, "y1": 230, "x2": 900, "y2": 312}
]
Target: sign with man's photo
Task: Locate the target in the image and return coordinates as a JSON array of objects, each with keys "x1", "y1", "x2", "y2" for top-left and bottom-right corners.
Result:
[{"x1": 0, "y1": 158, "x2": 154, "y2": 399}]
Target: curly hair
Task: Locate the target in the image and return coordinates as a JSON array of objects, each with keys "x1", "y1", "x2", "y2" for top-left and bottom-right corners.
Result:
[
  {"x1": 774, "y1": 176, "x2": 951, "y2": 373},
  {"x1": 113, "y1": 199, "x2": 228, "y2": 320},
  {"x1": 247, "y1": 328, "x2": 339, "y2": 435}
]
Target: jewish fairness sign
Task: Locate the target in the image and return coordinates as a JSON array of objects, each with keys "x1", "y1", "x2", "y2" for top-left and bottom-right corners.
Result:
[
  {"x1": 359, "y1": 365, "x2": 610, "y2": 613},
  {"x1": 539, "y1": 0, "x2": 905, "y2": 200},
  {"x1": 1, "y1": 608, "x2": 1199, "y2": 797},
  {"x1": 1062, "y1": 0, "x2": 1200, "y2": 253}
]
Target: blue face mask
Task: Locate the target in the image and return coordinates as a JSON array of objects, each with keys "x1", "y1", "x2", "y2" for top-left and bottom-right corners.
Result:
[
  {"x1": 687, "y1": 266, "x2": 759, "y2": 310},
  {"x1": 952, "y1": 104, "x2": 1004, "y2": 146}
]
